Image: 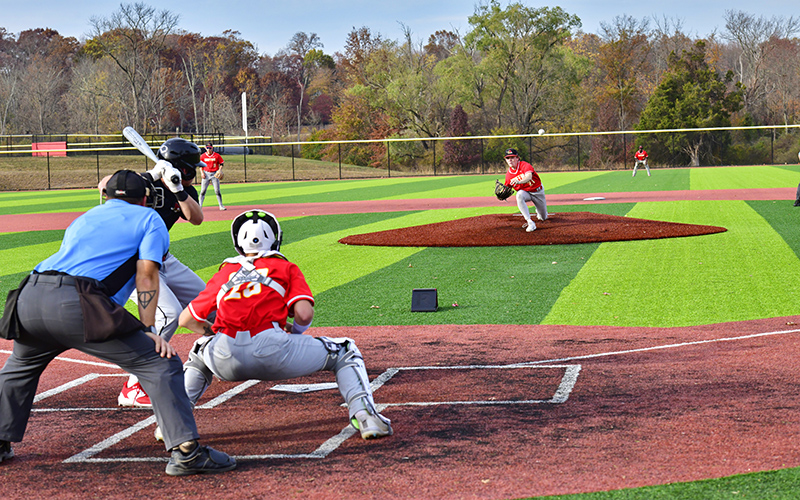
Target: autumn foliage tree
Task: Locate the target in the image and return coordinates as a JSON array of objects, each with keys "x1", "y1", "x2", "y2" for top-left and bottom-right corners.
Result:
[{"x1": 442, "y1": 104, "x2": 481, "y2": 171}]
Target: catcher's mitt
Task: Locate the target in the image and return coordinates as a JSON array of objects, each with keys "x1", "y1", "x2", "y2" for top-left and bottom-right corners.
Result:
[
  {"x1": 495, "y1": 180, "x2": 514, "y2": 201},
  {"x1": 215, "y1": 170, "x2": 224, "y2": 180}
]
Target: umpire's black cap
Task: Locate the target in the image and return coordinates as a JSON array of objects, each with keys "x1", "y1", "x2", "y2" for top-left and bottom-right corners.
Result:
[
  {"x1": 504, "y1": 148, "x2": 520, "y2": 158},
  {"x1": 105, "y1": 170, "x2": 147, "y2": 199}
]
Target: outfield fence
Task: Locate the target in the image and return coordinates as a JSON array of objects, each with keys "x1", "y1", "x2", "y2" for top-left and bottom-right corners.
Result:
[{"x1": 1, "y1": 125, "x2": 799, "y2": 191}]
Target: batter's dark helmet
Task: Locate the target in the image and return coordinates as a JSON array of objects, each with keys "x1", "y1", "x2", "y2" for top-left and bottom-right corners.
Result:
[
  {"x1": 231, "y1": 210, "x2": 283, "y2": 256},
  {"x1": 157, "y1": 138, "x2": 203, "y2": 180}
]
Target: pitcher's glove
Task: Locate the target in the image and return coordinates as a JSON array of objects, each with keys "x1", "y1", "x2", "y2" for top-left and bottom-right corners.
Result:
[
  {"x1": 495, "y1": 180, "x2": 514, "y2": 201},
  {"x1": 215, "y1": 170, "x2": 224, "y2": 180}
]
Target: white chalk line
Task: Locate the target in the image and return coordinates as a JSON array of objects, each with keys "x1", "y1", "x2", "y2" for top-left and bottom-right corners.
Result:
[
  {"x1": 38, "y1": 327, "x2": 798, "y2": 464},
  {"x1": 512, "y1": 327, "x2": 800, "y2": 367},
  {"x1": 0, "y1": 349, "x2": 120, "y2": 369}
]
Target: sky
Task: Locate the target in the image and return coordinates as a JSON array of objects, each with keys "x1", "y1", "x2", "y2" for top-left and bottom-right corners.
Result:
[{"x1": 1, "y1": 0, "x2": 798, "y2": 56}]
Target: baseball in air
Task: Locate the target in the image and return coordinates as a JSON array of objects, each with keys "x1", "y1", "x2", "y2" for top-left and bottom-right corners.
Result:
[{"x1": 538, "y1": 129, "x2": 545, "y2": 135}]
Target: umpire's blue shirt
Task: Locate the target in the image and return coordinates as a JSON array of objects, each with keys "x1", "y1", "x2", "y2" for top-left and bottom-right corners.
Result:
[{"x1": 35, "y1": 199, "x2": 170, "y2": 305}]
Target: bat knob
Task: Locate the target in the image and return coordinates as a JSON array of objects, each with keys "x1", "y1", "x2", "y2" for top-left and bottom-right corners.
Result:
[{"x1": 170, "y1": 174, "x2": 180, "y2": 184}]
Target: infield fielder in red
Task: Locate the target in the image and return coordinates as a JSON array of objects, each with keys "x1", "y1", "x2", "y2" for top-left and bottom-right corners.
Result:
[
  {"x1": 504, "y1": 148, "x2": 548, "y2": 232},
  {"x1": 633, "y1": 145, "x2": 650, "y2": 177},
  {"x1": 165, "y1": 210, "x2": 393, "y2": 442}
]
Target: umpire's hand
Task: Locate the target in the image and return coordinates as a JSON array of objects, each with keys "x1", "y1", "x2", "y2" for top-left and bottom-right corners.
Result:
[{"x1": 145, "y1": 329, "x2": 177, "y2": 358}]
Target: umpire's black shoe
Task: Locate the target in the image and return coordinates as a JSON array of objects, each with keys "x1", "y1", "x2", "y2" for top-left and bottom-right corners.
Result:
[
  {"x1": 165, "y1": 443, "x2": 236, "y2": 476},
  {"x1": 794, "y1": 201, "x2": 800, "y2": 207},
  {"x1": 0, "y1": 440, "x2": 13, "y2": 463}
]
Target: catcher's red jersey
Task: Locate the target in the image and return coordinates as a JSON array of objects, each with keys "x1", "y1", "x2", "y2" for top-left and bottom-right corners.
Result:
[
  {"x1": 187, "y1": 256, "x2": 314, "y2": 338},
  {"x1": 505, "y1": 160, "x2": 542, "y2": 192}
]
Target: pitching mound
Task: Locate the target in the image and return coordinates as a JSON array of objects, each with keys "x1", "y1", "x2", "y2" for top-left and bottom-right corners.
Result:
[{"x1": 339, "y1": 212, "x2": 727, "y2": 247}]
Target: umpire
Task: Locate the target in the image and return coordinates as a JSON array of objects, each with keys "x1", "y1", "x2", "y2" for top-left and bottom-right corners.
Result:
[{"x1": 0, "y1": 170, "x2": 235, "y2": 475}]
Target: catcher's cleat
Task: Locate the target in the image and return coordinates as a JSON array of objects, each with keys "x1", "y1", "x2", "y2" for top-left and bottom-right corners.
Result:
[
  {"x1": 526, "y1": 221, "x2": 536, "y2": 232},
  {"x1": 351, "y1": 410, "x2": 393, "y2": 440},
  {"x1": 165, "y1": 444, "x2": 236, "y2": 476},
  {"x1": 0, "y1": 440, "x2": 13, "y2": 463}
]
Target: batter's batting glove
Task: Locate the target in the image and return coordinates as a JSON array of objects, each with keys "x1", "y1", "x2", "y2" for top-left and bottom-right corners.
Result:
[
  {"x1": 146, "y1": 160, "x2": 171, "y2": 182},
  {"x1": 163, "y1": 166, "x2": 184, "y2": 193}
]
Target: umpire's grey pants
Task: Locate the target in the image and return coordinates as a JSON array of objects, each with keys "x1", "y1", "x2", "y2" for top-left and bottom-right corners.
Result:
[{"x1": 0, "y1": 277, "x2": 198, "y2": 451}]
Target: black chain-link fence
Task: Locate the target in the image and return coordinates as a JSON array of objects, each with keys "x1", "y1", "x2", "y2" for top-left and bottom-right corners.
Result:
[{"x1": 1, "y1": 126, "x2": 799, "y2": 191}]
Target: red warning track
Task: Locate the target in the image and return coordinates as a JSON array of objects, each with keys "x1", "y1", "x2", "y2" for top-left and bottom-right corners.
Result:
[{"x1": 0, "y1": 187, "x2": 794, "y2": 233}]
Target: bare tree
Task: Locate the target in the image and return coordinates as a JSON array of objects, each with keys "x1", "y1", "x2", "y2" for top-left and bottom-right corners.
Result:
[
  {"x1": 723, "y1": 10, "x2": 800, "y2": 118},
  {"x1": 277, "y1": 32, "x2": 323, "y2": 141},
  {"x1": 598, "y1": 15, "x2": 652, "y2": 131},
  {"x1": 762, "y1": 38, "x2": 800, "y2": 127},
  {"x1": 88, "y1": 2, "x2": 179, "y2": 132}
]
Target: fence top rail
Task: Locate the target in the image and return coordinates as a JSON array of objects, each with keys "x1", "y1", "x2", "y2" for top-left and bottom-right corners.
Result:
[{"x1": 0, "y1": 125, "x2": 797, "y2": 154}]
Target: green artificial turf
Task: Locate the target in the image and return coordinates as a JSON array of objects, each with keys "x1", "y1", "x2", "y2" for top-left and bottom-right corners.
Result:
[{"x1": 534, "y1": 467, "x2": 800, "y2": 499}]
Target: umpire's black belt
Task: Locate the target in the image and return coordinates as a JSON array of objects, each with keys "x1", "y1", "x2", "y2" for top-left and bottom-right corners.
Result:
[{"x1": 29, "y1": 273, "x2": 76, "y2": 287}]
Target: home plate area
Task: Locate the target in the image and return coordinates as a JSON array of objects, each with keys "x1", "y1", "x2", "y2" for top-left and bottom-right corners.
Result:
[{"x1": 29, "y1": 361, "x2": 580, "y2": 464}]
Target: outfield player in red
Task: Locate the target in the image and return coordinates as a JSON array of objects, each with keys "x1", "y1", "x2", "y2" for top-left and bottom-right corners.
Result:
[
  {"x1": 504, "y1": 148, "x2": 548, "y2": 232},
  {"x1": 157, "y1": 210, "x2": 393, "y2": 442},
  {"x1": 199, "y1": 142, "x2": 225, "y2": 210},
  {"x1": 633, "y1": 145, "x2": 650, "y2": 177}
]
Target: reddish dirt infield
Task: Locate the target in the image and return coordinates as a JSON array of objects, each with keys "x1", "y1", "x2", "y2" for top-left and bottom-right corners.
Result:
[{"x1": 3, "y1": 319, "x2": 800, "y2": 499}]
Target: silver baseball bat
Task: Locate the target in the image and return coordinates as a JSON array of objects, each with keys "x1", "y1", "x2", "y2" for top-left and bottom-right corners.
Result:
[{"x1": 122, "y1": 126, "x2": 180, "y2": 185}]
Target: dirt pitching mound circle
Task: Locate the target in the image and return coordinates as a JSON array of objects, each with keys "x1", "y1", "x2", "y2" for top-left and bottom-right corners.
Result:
[{"x1": 338, "y1": 211, "x2": 727, "y2": 247}]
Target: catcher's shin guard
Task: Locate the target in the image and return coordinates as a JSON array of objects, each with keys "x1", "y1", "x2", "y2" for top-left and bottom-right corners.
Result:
[
  {"x1": 317, "y1": 337, "x2": 387, "y2": 420},
  {"x1": 183, "y1": 336, "x2": 214, "y2": 406}
]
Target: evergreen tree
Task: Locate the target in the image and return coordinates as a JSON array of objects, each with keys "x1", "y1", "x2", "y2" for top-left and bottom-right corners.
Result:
[{"x1": 636, "y1": 40, "x2": 744, "y2": 166}]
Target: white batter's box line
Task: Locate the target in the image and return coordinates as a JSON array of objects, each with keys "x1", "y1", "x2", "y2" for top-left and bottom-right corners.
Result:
[
  {"x1": 377, "y1": 364, "x2": 581, "y2": 406},
  {"x1": 0, "y1": 350, "x2": 122, "y2": 369},
  {"x1": 32, "y1": 373, "x2": 127, "y2": 404}
]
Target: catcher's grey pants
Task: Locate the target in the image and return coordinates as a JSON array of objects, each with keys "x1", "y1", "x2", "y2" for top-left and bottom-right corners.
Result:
[
  {"x1": 516, "y1": 187, "x2": 548, "y2": 222},
  {"x1": 0, "y1": 277, "x2": 198, "y2": 451},
  {"x1": 633, "y1": 160, "x2": 650, "y2": 176},
  {"x1": 130, "y1": 252, "x2": 206, "y2": 342},
  {"x1": 188, "y1": 328, "x2": 375, "y2": 419},
  {"x1": 199, "y1": 170, "x2": 223, "y2": 208}
]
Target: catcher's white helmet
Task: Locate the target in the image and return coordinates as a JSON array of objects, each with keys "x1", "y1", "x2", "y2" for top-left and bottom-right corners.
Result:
[{"x1": 231, "y1": 210, "x2": 282, "y2": 255}]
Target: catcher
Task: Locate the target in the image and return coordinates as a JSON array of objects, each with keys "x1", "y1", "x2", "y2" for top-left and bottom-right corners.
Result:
[
  {"x1": 199, "y1": 142, "x2": 226, "y2": 210},
  {"x1": 500, "y1": 148, "x2": 548, "y2": 232},
  {"x1": 154, "y1": 210, "x2": 393, "y2": 443}
]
